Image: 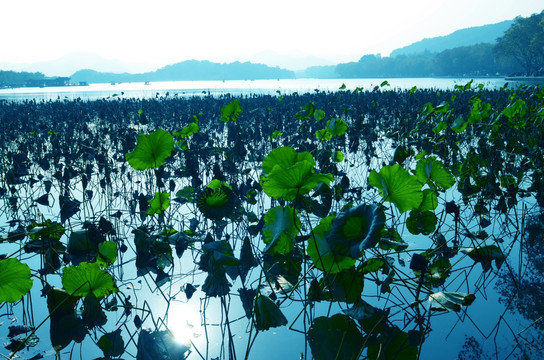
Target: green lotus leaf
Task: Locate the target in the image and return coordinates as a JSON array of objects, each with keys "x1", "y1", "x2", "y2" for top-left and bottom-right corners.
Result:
[
  {"x1": 320, "y1": 268, "x2": 364, "y2": 303},
  {"x1": 308, "y1": 314, "x2": 364, "y2": 360},
  {"x1": 261, "y1": 147, "x2": 333, "y2": 201},
  {"x1": 147, "y1": 191, "x2": 171, "y2": 216},
  {"x1": 307, "y1": 216, "x2": 356, "y2": 273},
  {"x1": 393, "y1": 145, "x2": 412, "y2": 165},
  {"x1": 254, "y1": 293, "x2": 288, "y2": 331},
  {"x1": 419, "y1": 188, "x2": 439, "y2": 211},
  {"x1": 429, "y1": 291, "x2": 476, "y2": 312},
  {"x1": 0, "y1": 258, "x2": 33, "y2": 303},
  {"x1": 262, "y1": 146, "x2": 314, "y2": 175},
  {"x1": 263, "y1": 206, "x2": 301, "y2": 255},
  {"x1": 406, "y1": 210, "x2": 437, "y2": 235},
  {"x1": 62, "y1": 261, "x2": 118, "y2": 298},
  {"x1": 126, "y1": 128, "x2": 174, "y2": 170},
  {"x1": 197, "y1": 180, "x2": 236, "y2": 220},
  {"x1": 98, "y1": 241, "x2": 117, "y2": 266},
  {"x1": 415, "y1": 156, "x2": 455, "y2": 190},
  {"x1": 173, "y1": 115, "x2": 199, "y2": 138},
  {"x1": 333, "y1": 150, "x2": 344, "y2": 163},
  {"x1": 367, "y1": 326, "x2": 418, "y2": 359},
  {"x1": 327, "y1": 204, "x2": 385, "y2": 259},
  {"x1": 98, "y1": 329, "x2": 125, "y2": 358},
  {"x1": 220, "y1": 99, "x2": 242, "y2": 123},
  {"x1": 369, "y1": 164, "x2": 423, "y2": 213}
]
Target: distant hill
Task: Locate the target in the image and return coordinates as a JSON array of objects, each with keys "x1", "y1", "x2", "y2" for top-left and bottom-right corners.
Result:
[
  {"x1": 71, "y1": 60, "x2": 296, "y2": 83},
  {"x1": 22, "y1": 52, "x2": 155, "y2": 77},
  {"x1": 390, "y1": 20, "x2": 513, "y2": 57}
]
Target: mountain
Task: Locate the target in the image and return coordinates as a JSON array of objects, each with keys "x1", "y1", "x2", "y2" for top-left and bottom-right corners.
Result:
[
  {"x1": 390, "y1": 20, "x2": 513, "y2": 57},
  {"x1": 70, "y1": 60, "x2": 296, "y2": 83},
  {"x1": 21, "y1": 53, "x2": 155, "y2": 77}
]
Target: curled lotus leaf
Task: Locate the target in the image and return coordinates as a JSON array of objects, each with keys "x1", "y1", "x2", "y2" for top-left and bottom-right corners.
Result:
[
  {"x1": 197, "y1": 180, "x2": 236, "y2": 220},
  {"x1": 327, "y1": 204, "x2": 386, "y2": 259}
]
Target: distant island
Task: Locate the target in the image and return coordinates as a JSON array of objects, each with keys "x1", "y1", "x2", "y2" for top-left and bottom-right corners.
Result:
[{"x1": 1, "y1": 13, "x2": 542, "y2": 88}]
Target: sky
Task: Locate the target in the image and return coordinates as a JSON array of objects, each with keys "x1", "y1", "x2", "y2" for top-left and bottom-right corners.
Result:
[{"x1": 0, "y1": 0, "x2": 543, "y2": 71}]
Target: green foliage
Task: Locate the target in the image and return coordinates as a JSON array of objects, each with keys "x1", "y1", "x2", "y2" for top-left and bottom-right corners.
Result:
[
  {"x1": 308, "y1": 314, "x2": 364, "y2": 360},
  {"x1": 62, "y1": 261, "x2": 118, "y2": 298},
  {"x1": 220, "y1": 99, "x2": 243, "y2": 122},
  {"x1": 98, "y1": 241, "x2": 117, "y2": 266},
  {"x1": 147, "y1": 191, "x2": 171, "y2": 216},
  {"x1": 173, "y1": 115, "x2": 199, "y2": 138},
  {"x1": 316, "y1": 118, "x2": 348, "y2": 140},
  {"x1": 327, "y1": 204, "x2": 386, "y2": 259},
  {"x1": 269, "y1": 130, "x2": 283, "y2": 139},
  {"x1": 307, "y1": 216, "x2": 356, "y2": 273},
  {"x1": 197, "y1": 180, "x2": 236, "y2": 220},
  {"x1": 0, "y1": 258, "x2": 33, "y2": 303},
  {"x1": 254, "y1": 293, "x2": 288, "y2": 331},
  {"x1": 98, "y1": 329, "x2": 125, "y2": 358},
  {"x1": 260, "y1": 146, "x2": 333, "y2": 200},
  {"x1": 494, "y1": 12, "x2": 544, "y2": 73},
  {"x1": 415, "y1": 156, "x2": 455, "y2": 190},
  {"x1": 367, "y1": 326, "x2": 418, "y2": 359},
  {"x1": 126, "y1": 128, "x2": 174, "y2": 170},
  {"x1": 406, "y1": 210, "x2": 437, "y2": 235},
  {"x1": 262, "y1": 206, "x2": 301, "y2": 255},
  {"x1": 369, "y1": 164, "x2": 423, "y2": 213}
]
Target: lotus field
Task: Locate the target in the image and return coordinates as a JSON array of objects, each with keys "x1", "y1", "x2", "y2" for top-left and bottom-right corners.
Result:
[{"x1": 0, "y1": 81, "x2": 543, "y2": 359}]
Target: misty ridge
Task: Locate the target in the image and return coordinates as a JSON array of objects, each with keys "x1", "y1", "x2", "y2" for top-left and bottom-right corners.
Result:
[{"x1": 1, "y1": 15, "x2": 543, "y2": 87}]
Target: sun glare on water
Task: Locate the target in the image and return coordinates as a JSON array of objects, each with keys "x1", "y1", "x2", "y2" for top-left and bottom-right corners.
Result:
[{"x1": 167, "y1": 304, "x2": 203, "y2": 348}]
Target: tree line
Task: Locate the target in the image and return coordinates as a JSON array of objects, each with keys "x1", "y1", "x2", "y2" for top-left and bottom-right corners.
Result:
[{"x1": 336, "y1": 11, "x2": 544, "y2": 78}]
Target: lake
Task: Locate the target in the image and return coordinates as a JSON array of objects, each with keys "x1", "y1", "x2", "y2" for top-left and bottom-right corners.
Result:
[
  {"x1": 0, "y1": 81, "x2": 542, "y2": 360},
  {"x1": 0, "y1": 77, "x2": 512, "y2": 101}
]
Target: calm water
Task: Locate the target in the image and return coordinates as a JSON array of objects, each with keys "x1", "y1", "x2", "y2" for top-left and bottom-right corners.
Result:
[
  {"x1": 0, "y1": 79, "x2": 539, "y2": 359},
  {"x1": 0, "y1": 78, "x2": 511, "y2": 101}
]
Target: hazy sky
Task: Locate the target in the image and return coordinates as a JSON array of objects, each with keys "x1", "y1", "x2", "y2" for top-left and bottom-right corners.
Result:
[{"x1": 1, "y1": 0, "x2": 543, "y2": 70}]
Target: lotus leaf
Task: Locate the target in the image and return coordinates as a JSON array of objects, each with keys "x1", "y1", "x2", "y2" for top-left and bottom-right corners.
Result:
[
  {"x1": 415, "y1": 156, "x2": 455, "y2": 190},
  {"x1": 406, "y1": 210, "x2": 437, "y2": 235},
  {"x1": 62, "y1": 261, "x2": 118, "y2": 298},
  {"x1": 147, "y1": 191, "x2": 171, "y2": 216},
  {"x1": 98, "y1": 241, "x2": 117, "y2": 266},
  {"x1": 0, "y1": 258, "x2": 33, "y2": 303},
  {"x1": 98, "y1": 329, "x2": 124, "y2": 358},
  {"x1": 307, "y1": 216, "x2": 356, "y2": 273},
  {"x1": 262, "y1": 206, "x2": 301, "y2": 255},
  {"x1": 261, "y1": 146, "x2": 333, "y2": 201},
  {"x1": 308, "y1": 314, "x2": 364, "y2": 360},
  {"x1": 220, "y1": 99, "x2": 242, "y2": 122},
  {"x1": 197, "y1": 180, "x2": 236, "y2": 220},
  {"x1": 327, "y1": 204, "x2": 385, "y2": 259},
  {"x1": 126, "y1": 128, "x2": 174, "y2": 170},
  {"x1": 369, "y1": 164, "x2": 423, "y2": 213},
  {"x1": 173, "y1": 115, "x2": 199, "y2": 138},
  {"x1": 367, "y1": 326, "x2": 418, "y2": 360},
  {"x1": 254, "y1": 293, "x2": 288, "y2": 331}
]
